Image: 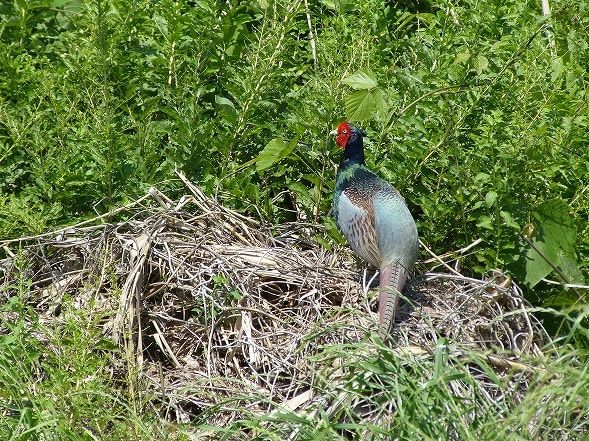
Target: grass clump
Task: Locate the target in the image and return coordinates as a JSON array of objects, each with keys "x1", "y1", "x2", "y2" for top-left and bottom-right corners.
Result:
[{"x1": 0, "y1": 290, "x2": 172, "y2": 440}]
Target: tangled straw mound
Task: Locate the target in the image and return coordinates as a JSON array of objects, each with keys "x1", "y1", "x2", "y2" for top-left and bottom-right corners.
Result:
[{"x1": 0, "y1": 172, "x2": 548, "y2": 428}]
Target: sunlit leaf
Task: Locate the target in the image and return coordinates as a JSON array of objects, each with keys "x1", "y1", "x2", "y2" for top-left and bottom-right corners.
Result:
[
  {"x1": 476, "y1": 215, "x2": 494, "y2": 230},
  {"x1": 342, "y1": 69, "x2": 378, "y2": 90},
  {"x1": 521, "y1": 199, "x2": 579, "y2": 287},
  {"x1": 485, "y1": 191, "x2": 497, "y2": 208},
  {"x1": 475, "y1": 55, "x2": 488, "y2": 75},
  {"x1": 344, "y1": 89, "x2": 376, "y2": 121},
  {"x1": 255, "y1": 137, "x2": 298, "y2": 172},
  {"x1": 454, "y1": 52, "x2": 471, "y2": 64},
  {"x1": 533, "y1": 199, "x2": 576, "y2": 258},
  {"x1": 523, "y1": 240, "x2": 554, "y2": 288},
  {"x1": 558, "y1": 253, "x2": 585, "y2": 285}
]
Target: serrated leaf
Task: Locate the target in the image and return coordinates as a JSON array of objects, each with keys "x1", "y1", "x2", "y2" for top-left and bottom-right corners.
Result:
[
  {"x1": 344, "y1": 89, "x2": 376, "y2": 121},
  {"x1": 342, "y1": 69, "x2": 378, "y2": 90},
  {"x1": 373, "y1": 88, "x2": 389, "y2": 117}
]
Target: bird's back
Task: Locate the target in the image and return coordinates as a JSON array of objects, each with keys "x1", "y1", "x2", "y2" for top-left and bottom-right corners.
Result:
[
  {"x1": 373, "y1": 181, "x2": 419, "y2": 273},
  {"x1": 334, "y1": 163, "x2": 418, "y2": 274}
]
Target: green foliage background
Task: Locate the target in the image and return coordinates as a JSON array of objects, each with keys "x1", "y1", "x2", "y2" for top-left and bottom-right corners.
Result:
[{"x1": 1, "y1": 0, "x2": 588, "y2": 312}]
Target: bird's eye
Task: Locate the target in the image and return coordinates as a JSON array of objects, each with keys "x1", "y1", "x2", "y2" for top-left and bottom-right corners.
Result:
[{"x1": 342, "y1": 129, "x2": 347, "y2": 134}]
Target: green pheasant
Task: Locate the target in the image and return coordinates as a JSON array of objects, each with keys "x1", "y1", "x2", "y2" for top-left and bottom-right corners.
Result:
[{"x1": 331, "y1": 121, "x2": 418, "y2": 336}]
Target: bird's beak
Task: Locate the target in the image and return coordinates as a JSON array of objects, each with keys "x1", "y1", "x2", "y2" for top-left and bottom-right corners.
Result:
[{"x1": 329, "y1": 129, "x2": 338, "y2": 136}]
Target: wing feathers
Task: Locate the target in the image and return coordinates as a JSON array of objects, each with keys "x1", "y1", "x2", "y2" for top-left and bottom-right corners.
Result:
[{"x1": 336, "y1": 191, "x2": 381, "y2": 267}]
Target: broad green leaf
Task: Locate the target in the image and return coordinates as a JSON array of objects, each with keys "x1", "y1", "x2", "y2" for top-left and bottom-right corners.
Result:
[
  {"x1": 215, "y1": 96, "x2": 238, "y2": 125},
  {"x1": 302, "y1": 173, "x2": 322, "y2": 187},
  {"x1": 521, "y1": 199, "x2": 579, "y2": 287},
  {"x1": 475, "y1": 55, "x2": 488, "y2": 75},
  {"x1": 288, "y1": 182, "x2": 311, "y2": 203},
  {"x1": 485, "y1": 190, "x2": 497, "y2": 208},
  {"x1": 344, "y1": 89, "x2": 376, "y2": 121},
  {"x1": 255, "y1": 138, "x2": 287, "y2": 172},
  {"x1": 542, "y1": 290, "x2": 580, "y2": 308},
  {"x1": 454, "y1": 52, "x2": 471, "y2": 64},
  {"x1": 342, "y1": 69, "x2": 378, "y2": 90},
  {"x1": 551, "y1": 57, "x2": 564, "y2": 82},
  {"x1": 255, "y1": 136, "x2": 298, "y2": 172},
  {"x1": 558, "y1": 253, "x2": 585, "y2": 284},
  {"x1": 473, "y1": 172, "x2": 491, "y2": 183},
  {"x1": 476, "y1": 215, "x2": 494, "y2": 230},
  {"x1": 373, "y1": 88, "x2": 389, "y2": 117},
  {"x1": 523, "y1": 240, "x2": 554, "y2": 288},
  {"x1": 533, "y1": 199, "x2": 576, "y2": 258},
  {"x1": 500, "y1": 210, "x2": 519, "y2": 230}
]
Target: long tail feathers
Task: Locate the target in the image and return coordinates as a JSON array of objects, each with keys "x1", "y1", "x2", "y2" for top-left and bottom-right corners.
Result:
[{"x1": 377, "y1": 262, "x2": 407, "y2": 337}]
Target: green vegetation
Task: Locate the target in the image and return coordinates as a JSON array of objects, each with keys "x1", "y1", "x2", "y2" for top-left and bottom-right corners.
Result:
[
  {"x1": 1, "y1": 0, "x2": 588, "y2": 439},
  {"x1": 0, "y1": 263, "x2": 175, "y2": 439},
  {"x1": 2, "y1": 0, "x2": 587, "y2": 304},
  {"x1": 1, "y1": 0, "x2": 588, "y2": 299},
  {"x1": 2, "y1": 277, "x2": 589, "y2": 439}
]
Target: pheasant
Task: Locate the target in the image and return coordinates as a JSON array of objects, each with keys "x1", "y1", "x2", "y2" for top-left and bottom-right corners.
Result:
[{"x1": 331, "y1": 121, "x2": 418, "y2": 337}]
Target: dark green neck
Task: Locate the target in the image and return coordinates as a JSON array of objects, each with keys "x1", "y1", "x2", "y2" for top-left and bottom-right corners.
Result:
[{"x1": 339, "y1": 132, "x2": 365, "y2": 168}]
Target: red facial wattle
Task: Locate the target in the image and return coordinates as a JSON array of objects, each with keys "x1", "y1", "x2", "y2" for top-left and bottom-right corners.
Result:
[
  {"x1": 335, "y1": 132, "x2": 349, "y2": 147},
  {"x1": 335, "y1": 122, "x2": 353, "y2": 148}
]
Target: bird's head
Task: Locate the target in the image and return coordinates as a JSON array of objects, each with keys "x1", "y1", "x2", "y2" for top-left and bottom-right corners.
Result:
[
  {"x1": 330, "y1": 121, "x2": 366, "y2": 166},
  {"x1": 329, "y1": 121, "x2": 366, "y2": 149}
]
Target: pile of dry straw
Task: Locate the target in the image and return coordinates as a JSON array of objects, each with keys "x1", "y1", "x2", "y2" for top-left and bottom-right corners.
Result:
[{"x1": 0, "y1": 171, "x2": 548, "y2": 429}]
